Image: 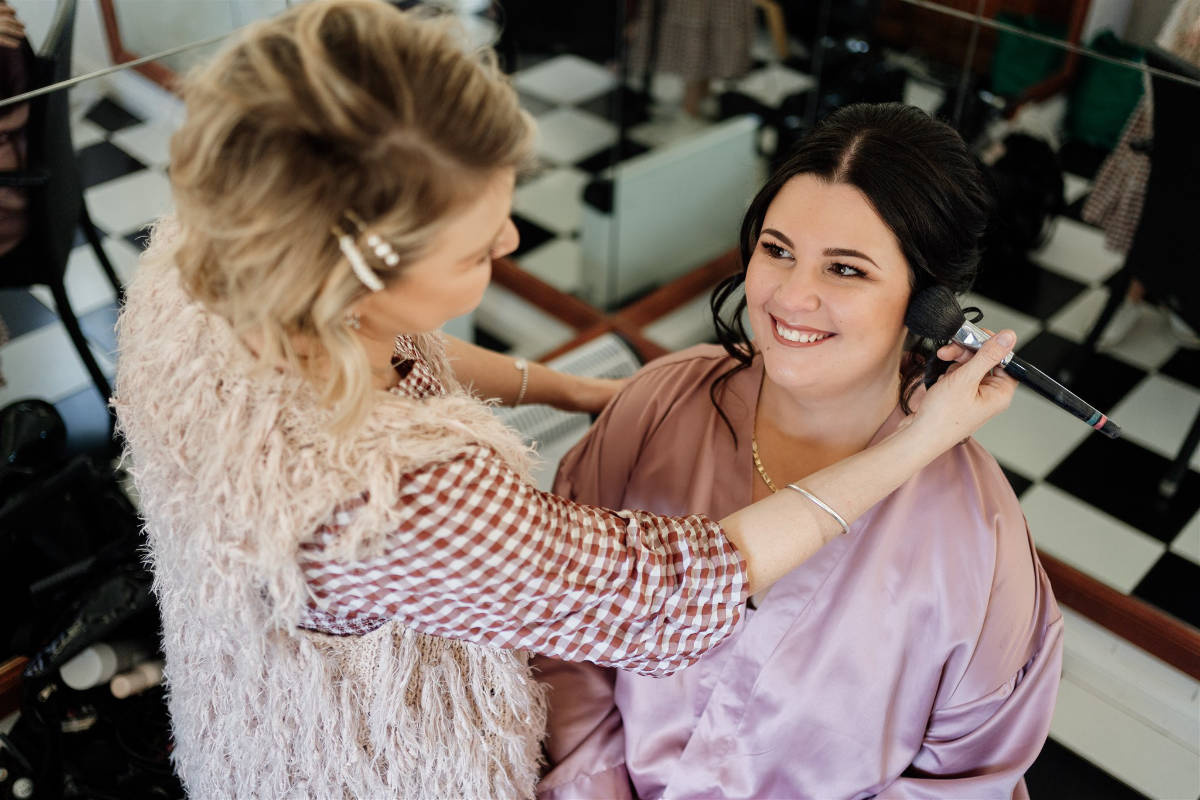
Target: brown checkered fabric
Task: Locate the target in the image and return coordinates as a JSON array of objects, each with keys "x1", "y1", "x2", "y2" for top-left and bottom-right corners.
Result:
[
  {"x1": 389, "y1": 334, "x2": 444, "y2": 399},
  {"x1": 298, "y1": 340, "x2": 748, "y2": 677},
  {"x1": 298, "y1": 445, "x2": 746, "y2": 676},
  {"x1": 1082, "y1": 97, "x2": 1152, "y2": 256},
  {"x1": 628, "y1": 0, "x2": 756, "y2": 82}
]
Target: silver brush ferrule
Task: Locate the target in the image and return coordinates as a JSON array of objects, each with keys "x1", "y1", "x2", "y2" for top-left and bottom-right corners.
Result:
[{"x1": 951, "y1": 320, "x2": 1014, "y2": 366}]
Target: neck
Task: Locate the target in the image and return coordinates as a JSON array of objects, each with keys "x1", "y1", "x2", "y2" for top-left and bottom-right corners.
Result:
[
  {"x1": 756, "y1": 364, "x2": 902, "y2": 460},
  {"x1": 241, "y1": 328, "x2": 402, "y2": 392},
  {"x1": 355, "y1": 328, "x2": 404, "y2": 390}
]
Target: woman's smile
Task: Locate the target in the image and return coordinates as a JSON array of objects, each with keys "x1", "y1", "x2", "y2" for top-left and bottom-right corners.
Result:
[{"x1": 770, "y1": 315, "x2": 836, "y2": 347}]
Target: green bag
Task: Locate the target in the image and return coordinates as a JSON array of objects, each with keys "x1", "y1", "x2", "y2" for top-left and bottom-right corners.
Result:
[
  {"x1": 991, "y1": 12, "x2": 1067, "y2": 98},
  {"x1": 1066, "y1": 31, "x2": 1145, "y2": 151}
]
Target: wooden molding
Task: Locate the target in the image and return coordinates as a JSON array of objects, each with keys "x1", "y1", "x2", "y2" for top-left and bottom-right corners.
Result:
[
  {"x1": 491, "y1": 257, "x2": 606, "y2": 333},
  {"x1": 1039, "y1": 551, "x2": 1200, "y2": 680},
  {"x1": 98, "y1": 0, "x2": 178, "y2": 90},
  {"x1": 0, "y1": 656, "x2": 28, "y2": 719}
]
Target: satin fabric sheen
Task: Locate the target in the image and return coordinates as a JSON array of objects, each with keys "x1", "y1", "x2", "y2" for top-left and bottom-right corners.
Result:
[{"x1": 537, "y1": 345, "x2": 1063, "y2": 800}]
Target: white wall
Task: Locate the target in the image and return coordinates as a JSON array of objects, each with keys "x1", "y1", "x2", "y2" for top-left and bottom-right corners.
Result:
[
  {"x1": 1125, "y1": 0, "x2": 1179, "y2": 46},
  {"x1": 115, "y1": 0, "x2": 288, "y2": 74},
  {"x1": 10, "y1": 0, "x2": 110, "y2": 74},
  {"x1": 9, "y1": 0, "x2": 289, "y2": 76}
]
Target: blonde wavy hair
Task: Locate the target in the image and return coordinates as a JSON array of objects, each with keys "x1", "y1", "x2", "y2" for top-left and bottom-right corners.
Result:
[{"x1": 165, "y1": 0, "x2": 533, "y2": 429}]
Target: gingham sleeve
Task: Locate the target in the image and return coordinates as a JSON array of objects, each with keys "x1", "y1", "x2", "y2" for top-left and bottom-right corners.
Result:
[{"x1": 298, "y1": 445, "x2": 748, "y2": 677}]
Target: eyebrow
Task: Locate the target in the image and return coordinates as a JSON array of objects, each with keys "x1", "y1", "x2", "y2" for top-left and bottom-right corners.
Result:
[{"x1": 760, "y1": 227, "x2": 880, "y2": 269}]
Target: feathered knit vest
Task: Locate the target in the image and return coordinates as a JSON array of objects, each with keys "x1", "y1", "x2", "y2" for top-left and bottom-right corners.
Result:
[{"x1": 113, "y1": 224, "x2": 547, "y2": 798}]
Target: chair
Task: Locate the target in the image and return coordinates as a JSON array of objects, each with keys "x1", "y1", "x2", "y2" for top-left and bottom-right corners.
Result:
[
  {"x1": 0, "y1": 0, "x2": 123, "y2": 441},
  {"x1": 1074, "y1": 46, "x2": 1200, "y2": 497}
]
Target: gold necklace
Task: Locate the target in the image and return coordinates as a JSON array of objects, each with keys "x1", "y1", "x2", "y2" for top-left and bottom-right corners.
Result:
[{"x1": 751, "y1": 436, "x2": 778, "y2": 493}]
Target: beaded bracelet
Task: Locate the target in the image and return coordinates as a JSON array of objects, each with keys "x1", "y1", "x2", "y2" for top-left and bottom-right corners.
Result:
[{"x1": 513, "y1": 358, "x2": 529, "y2": 406}]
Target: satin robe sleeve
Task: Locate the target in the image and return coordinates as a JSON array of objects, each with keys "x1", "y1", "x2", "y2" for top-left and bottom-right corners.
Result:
[{"x1": 537, "y1": 358, "x2": 692, "y2": 799}]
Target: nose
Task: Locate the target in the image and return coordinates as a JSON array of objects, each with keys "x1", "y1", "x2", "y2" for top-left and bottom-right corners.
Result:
[
  {"x1": 492, "y1": 218, "x2": 520, "y2": 260},
  {"x1": 774, "y1": 263, "x2": 822, "y2": 312}
]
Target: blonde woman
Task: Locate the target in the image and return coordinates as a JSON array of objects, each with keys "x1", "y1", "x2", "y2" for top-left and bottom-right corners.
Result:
[{"x1": 112, "y1": 1, "x2": 1018, "y2": 795}]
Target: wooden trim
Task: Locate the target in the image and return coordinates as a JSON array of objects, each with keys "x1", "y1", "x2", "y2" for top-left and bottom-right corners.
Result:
[
  {"x1": 1038, "y1": 550, "x2": 1200, "y2": 680},
  {"x1": 98, "y1": 0, "x2": 178, "y2": 90},
  {"x1": 0, "y1": 656, "x2": 28, "y2": 719},
  {"x1": 491, "y1": 257, "x2": 606, "y2": 331}
]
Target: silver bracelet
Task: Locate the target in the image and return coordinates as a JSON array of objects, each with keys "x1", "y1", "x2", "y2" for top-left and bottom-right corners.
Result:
[
  {"x1": 785, "y1": 484, "x2": 850, "y2": 535},
  {"x1": 513, "y1": 357, "x2": 529, "y2": 406}
]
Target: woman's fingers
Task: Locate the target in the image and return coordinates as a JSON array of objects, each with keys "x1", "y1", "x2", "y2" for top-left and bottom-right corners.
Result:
[
  {"x1": 957, "y1": 330, "x2": 1015, "y2": 386},
  {"x1": 915, "y1": 330, "x2": 1018, "y2": 446}
]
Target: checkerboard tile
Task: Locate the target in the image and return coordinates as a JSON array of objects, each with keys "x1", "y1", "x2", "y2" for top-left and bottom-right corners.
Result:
[
  {"x1": 85, "y1": 169, "x2": 174, "y2": 236},
  {"x1": 731, "y1": 63, "x2": 817, "y2": 107},
  {"x1": 514, "y1": 53, "x2": 616, "y2": 106},
  {"x1": 514, "y1": 238, "x2": 583, "y2": 294},
  {"x1": 532, "y1": 107, "x2": 617, "y2": 166},
  {"x1": 514, "y1": 167, "x2": 592, "y2": 234}
]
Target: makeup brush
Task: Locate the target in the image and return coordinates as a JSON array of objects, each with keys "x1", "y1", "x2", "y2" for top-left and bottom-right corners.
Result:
[{"x1": 906, "y1": 285, "x2": 1121, "y2": 439}]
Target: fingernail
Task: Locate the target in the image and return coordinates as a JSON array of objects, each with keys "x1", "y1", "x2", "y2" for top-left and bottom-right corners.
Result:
[{"x1": 995, "y1": 331, "x2": 1015, "y2": 347}]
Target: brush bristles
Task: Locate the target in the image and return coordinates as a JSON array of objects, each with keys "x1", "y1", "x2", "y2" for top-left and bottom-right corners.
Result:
[{"x1": 905, "y1": 286, "x2": 966, "y2": 342}]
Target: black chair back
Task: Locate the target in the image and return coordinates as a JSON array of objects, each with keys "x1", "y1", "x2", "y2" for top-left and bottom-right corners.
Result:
[
  {"x1": 14, "y1": 0, "x2": 81, "y2": 285},
  {"x1": 1125, "y1": 46, "x2": 1200, "y2": 332}
]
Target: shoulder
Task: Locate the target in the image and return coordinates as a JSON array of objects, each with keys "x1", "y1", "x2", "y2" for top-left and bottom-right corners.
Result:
[
  {"x1": 637, "y1": 343, "x2": 739, "y2": 377},
  {"x1": 600, "y1": 344, "x2": 744, "y2": 433},
  {"x1": 620, "y1": 344, "x2": 741, "y2": 401}
]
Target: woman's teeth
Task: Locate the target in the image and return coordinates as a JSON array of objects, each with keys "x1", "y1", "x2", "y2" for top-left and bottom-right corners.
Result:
[{"x1": 775, "y1": 320, "x2": 831, "y2": 343}]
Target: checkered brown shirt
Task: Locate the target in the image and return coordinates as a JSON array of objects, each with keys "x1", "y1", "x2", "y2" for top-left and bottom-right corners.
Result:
[{"x1": 297, "y1": 337, "x2": 748, "y2": 677}]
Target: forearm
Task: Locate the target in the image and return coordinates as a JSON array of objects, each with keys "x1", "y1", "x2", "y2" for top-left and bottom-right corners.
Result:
[
  {"x1": 443, "y1": 335, "x2": 582, "y2": 409},
  {"x1": 720, "y1": 423, "x2": 943, "y2": 594},
  {"x1": 444, "y1": 334, "x2": 626, "y2": 413}
]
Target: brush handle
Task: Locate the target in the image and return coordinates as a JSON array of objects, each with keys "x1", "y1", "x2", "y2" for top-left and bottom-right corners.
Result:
[
  {"x1": 1002, "y1": 356, "x2": 1121, "y2": 438},
  {"x1": 951, "y1": 321, "x2": 1120, "y2": 438}
]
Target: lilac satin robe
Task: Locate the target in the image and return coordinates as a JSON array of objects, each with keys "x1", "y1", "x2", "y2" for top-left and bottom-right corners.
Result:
[{"x1": 537, "y1": 346, "x2": 1063, "y2": 800}]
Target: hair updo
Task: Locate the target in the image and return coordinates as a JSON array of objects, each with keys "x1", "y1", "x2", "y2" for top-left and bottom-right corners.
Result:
[{"x1": 162, "y1": 0, "x2": 533, "y2": 429}]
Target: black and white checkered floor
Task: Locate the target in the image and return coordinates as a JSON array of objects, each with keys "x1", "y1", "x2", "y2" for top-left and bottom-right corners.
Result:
[{"x1": 0, "y1": 52, "x2": 1197, "y2": 799}]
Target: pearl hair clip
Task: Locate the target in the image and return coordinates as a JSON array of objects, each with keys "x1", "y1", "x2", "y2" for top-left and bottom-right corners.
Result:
[{"x1": 330, "y1": 209, "x2": 401, "y2": 293}]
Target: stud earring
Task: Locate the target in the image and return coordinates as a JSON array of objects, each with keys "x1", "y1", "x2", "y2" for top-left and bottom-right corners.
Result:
[{"x1": 345, "y1": 311, "x2": 362, "y2": 330}]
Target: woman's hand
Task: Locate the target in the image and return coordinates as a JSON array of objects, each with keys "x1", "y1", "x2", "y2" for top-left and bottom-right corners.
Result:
[
  {"x1": 907, "y1": 329, "x2": 1018, "y2": 450},
  {"x1": 0, "y1": 5, "x2": 26, "y2": 49}
]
